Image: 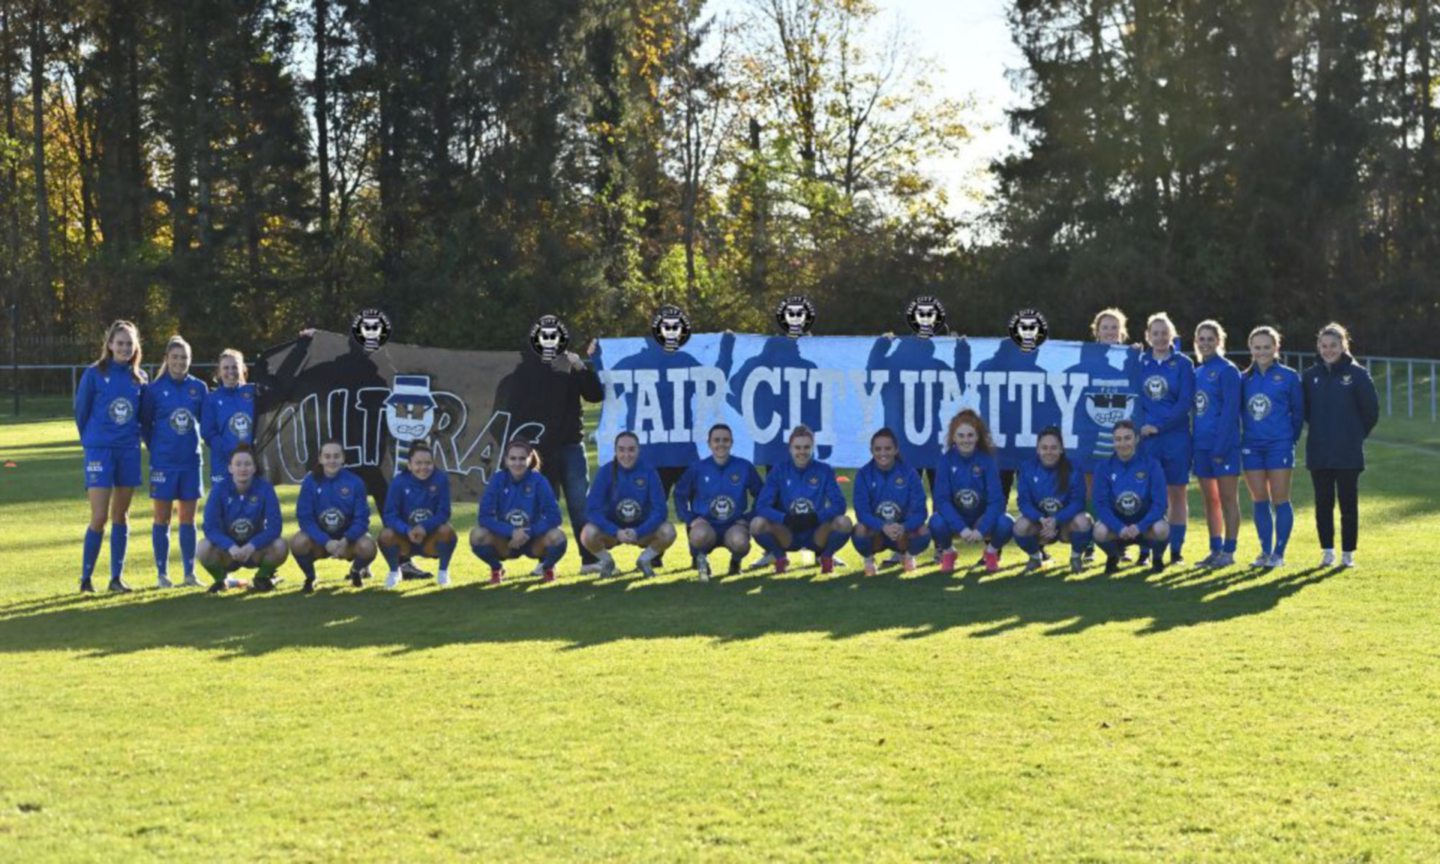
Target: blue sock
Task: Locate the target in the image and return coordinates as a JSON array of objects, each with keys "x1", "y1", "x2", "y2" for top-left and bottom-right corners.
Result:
[
  {"x1": 1222, "y1": 536, "x2": 1237, "y2": 554},
  {"x1": 1169, "y1": 522, "x2": 1187, "y2": 557},
  {"x1": 821, "y1": 529, "x2": 850, "y2": 557},
  {"x1": 471, "y1": 543, "x2": 502, "y2": 569},
  {"x1": 1070, "y1": 530, "x2": 1092, "y2": 555},
  {"x1": 927, "y1": 516, "x2": 953, "y2": 550},
  {"x1": 852, "y1": 532, "x2": 876, "y2": 557},
  {"x1": 1015, "y1": 533, "x2": 1040, "y2": 556},
  {"x1": 1209, "y1": 535, "x2": 1223, "y2": 554},
  {"x1": 295, "y1": 552, "x2": 317, "y2": 582},
  {"x1": 1099, "y1": 539, "x2": 1120, "y2": 561},
  {"x1": 991, "y1": 516, "x2": 1015, "y2": 551},
  {"x1": 381, "y1": 544, "x2": 401, "y2": 571},
  {"x1": 437, "y1": 537, "x2": 457, "y2": 570},
  {"x1": 1252, "y1": 500, "x2": 1274, "y2": 555},
  {"x1": 109, "y1": 523, "x2": 129, "y2": 583},
  {"x1": 1274, "y1": 502, "x2": 1294, "y2": 556},
  {"x1": 152, "y1": 523, "x2": 170, "y2": 577},
  {"x1": 1150, "y1": 537, "x2": 1168, "y2": 559},
  {"x1": 755, "y1": 531, "x2": 784, "y2": 557},
  {"x1": 179, "y1": 523, "x2": 197, "y2": 577},
  {"x1": 542, "y1": 535, "x2": 567, "y2": 569},
  {"x1": 82, "y1": 527, "x2": 103, "y2": 582},
  {"x1": 907, "y1": 531, "x2": 932, "y2": 557}
]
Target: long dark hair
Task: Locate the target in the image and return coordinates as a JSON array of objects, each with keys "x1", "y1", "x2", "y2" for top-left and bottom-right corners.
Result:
[
  {"x1": 612, "y1": 430, "x2": 640, "y2": 490},
  {"x1": 870, "y1": 427, "x2": 902, "y2": 461},
  {"x1": 94, "y1": 320, "x2": 144, "y2": 383},
  {"x1": 1036, "y1": 426, "x2": 1071, "y2": 496},
  {"x1": 506, "y1": 438, "x2": 543, "y2": 472}
]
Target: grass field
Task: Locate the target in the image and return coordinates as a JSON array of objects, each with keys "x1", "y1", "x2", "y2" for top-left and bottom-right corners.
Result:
[{"x1": 2, "y1": 397, "x2": 1439, "y2": 861}]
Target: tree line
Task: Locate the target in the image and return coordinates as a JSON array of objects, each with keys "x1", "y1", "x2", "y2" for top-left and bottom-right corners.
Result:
[{"x1": 1, "y1": 0, "x2": 1436, "y2": 361}]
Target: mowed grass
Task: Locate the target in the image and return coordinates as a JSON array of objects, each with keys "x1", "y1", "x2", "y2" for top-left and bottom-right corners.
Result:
[{"x1": 2, "y1": 399, "x2": 1439, "y2": 861}]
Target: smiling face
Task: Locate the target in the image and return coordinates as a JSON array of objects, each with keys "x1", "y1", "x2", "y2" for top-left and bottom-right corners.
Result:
[
  {"x1": 1249, "y1": 332, "x2": 1277, "y2": 368},
  {"x1": 1194, "y1": 326, "x2": 1219, "y2": 360},
  {"x1": 407, "y1": 448, "x2": 435, "y2": 481},
  {"x1": 1318, "y1": 333, "x2": 1344, "y2": 365},
  {"x1": 165, "y1": 344, "x2": 191, "y2": 379},
  {"x1": 505, "y1": 445, "x2": 530, "y2": 479},
  {"x1": 871, "y1": 435, "x2": 897, "y2": 470},
  {"x1": 219, "y1": 355, "x2": 242, "y2": 387},
  {"x1": 1148, "y1": 319, "x2": 1174, "y2": 353},
  {"x1": 109, "y1": 329, "x2": 136, "y2": 364},
  {"x1": 1037, "y1": 433, "x2": 1062, "y2": 468},
  {"x1": 1095, "y1": 314, "x2": 1123, "y2": 345},
  {"x1": 708, "y1": 427, "x2": 733, "y2": 463},
  {"x1": 953, "y1": 422, "x2": 978, "y2": 456},
  {"x1": 229, "y1": 450, "x2": 256, "y2": 485},
  {"x1": 1113, "y1": 425, "x2": 1137, "y2": 459},
  {"x1": 615, "y1": 435, "x2": 639, "y2": 470},
  {"x1": 319, "y1": 442, "x2": 345, "y2": 477},
  {"x1": 789, "y1": 434, "x2": 814, "y2": 468}
]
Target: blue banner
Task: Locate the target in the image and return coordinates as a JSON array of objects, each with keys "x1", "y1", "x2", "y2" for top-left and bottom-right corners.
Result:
[{"x1": 595, "y1": 334, "x2": 1143, "y2": 470}]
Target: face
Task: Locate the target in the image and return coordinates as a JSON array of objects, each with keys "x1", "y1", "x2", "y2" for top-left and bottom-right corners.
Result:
[
  {"x1": 1095, "y1": 315, "x2": 1122, "y2": 345},
  {"x1": 708, "y1": 428, "x2": 733, "y2": 462},
  {"x1": 953, "y1": 422, "x2": 978, "y2": 455},
  {"x1": 219, "y1": 355, "x2": 242, "y2": 386},
  {"x1": 319, "y1": 443, "x2": 345, "y2": 477},
  {"x1": 109, "y1": 329, "x2": 136, "y2": 363},
  {"x1": 1194, "y1": 327, "x2": 1219, "y2": 360},
  {"x1": 1249, "y1": 333, "x2": 1277, "y2": 367},
  {"x1": 1148, "y1": 320, "x2": 1173, "y2": 352},
  {"x1": 1317, "y1": 333, "x2": 1344, "y2": 364},
  {"x1": 615, "y1": 436, "x2": 639, "y2": 469},
  {"x1": 166, "y1": 346, "x2": 191, "y2": 379},
  {"x1": 1113, "y1": 427, "x2": 1136, "y2": 458},
  {"x1": 505, "y1": 446, "x2": 530, "y2": 478},
  {"x1": 230, "y1": 452, "x2": 256, "y2": 484},
  {"x1": 871, "y1": 435, "x2": 897, "y2": 469},
  {"x1": 1037, "y1": 434, "x2": 1062, "y2": 467},
  {"x1": 408, "y1": 449, "x2": 435, "y2": 480},
  {"x1": 789, "y1": 435, "x2": 813, "y2": 468}
]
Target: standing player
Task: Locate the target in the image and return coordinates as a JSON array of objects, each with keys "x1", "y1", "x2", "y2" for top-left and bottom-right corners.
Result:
[
  {"x1": 1135, "y1": 312, "x2": 1195, "y2": 565},
  {"x1": 673, "y1": 424, "x2": 764, "y2": 581},
  {"x1": 1092, "y1": 420, "x2": 1170, "y2": 575},
  {"x1": 139, "y1": 335, "x2": 208, "y2": 588},
  {"x1": 581, "y1": 431, "x2": 677, "y2": 579},
  {"x1": 1241, "y1": 326, "x2": 1305, "y2": 568},
  {"x1": 378, "y1": 442, "x2": 459, "y2": 588},
  {"x1": 470, "y1": 439, "x2": 569, "y2": 584},
  {"x1": 75, "y1": 320, "x2": 148, "y2": 593},
  {"x1": 1302, "y1": 323, "x2": 1379, "y2": 568},
  {"x1": 1191, "y1": 320, "x2": 1243, "y2": 568},
  {"x1": 851, "y1": 428, "x2": 930, "y2": 576},
  {"x1": 749, "y1": 426, "x2": 853, "y2": 575},
  {"x1": 290, "y1": 439, "x2": 378, "y2": 593},
  {"x1": 197, "y1": 444, "x2": 288, "y2": 592},
  {"x1": 1012, "y1": 427, "x2": 1092, "y2": 574},
  {"x1": 201, "y1": 349, "x2": 256, "y2": 487},
  {"x1": 928, "y1": 410, "x2": 1013, "y2": 574}
]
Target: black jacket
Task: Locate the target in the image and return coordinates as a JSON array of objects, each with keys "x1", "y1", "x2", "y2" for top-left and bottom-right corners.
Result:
[
  {"x1": 508, "y1": 353, "x2": 604, "y2": 452},
  {"x1": 1302, "y1": 354, "x2": 1379, "y2": 471}
]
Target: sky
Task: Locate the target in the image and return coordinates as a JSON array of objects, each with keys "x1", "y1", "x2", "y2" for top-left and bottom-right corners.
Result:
[{"x1": 708, "y1": 0, "x2": 1027, "y2": 222}]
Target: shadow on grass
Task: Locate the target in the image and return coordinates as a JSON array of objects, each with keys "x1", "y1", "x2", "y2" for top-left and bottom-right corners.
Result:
[{"x1": 0, "y1": 559, "x2": 1343, "y2": 658}]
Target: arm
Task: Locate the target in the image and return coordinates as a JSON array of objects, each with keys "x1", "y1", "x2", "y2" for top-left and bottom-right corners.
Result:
[
  {"x1": 977, "y1": 458, "x2": 1003, "y2": 536},
  {"x1": 585, "y1": 468, "x2": 621, "y2": 534},
  {"x1": 1053, "y1": 467, "x2": 1086, "y2": 524},
  {"x1": 1094, "y1": 470, "x2": 1124, "y2": 534},
  {"x1": 202, "y1": 491, "x2": 230, "y2": 547},
  {"x1": 1356, "y1": 366, "x2": 1379, "y2": 436},
  {"x1": 476, "y1": 475, "x2": 513, "y2": 537},
  {"x1": 1289, "y1": 372, "x2": 1306, "y2": 443},
  {"x1": 1214, "y1": 366, "x2": 1242, "y2": 456},
  {"x1": 138, "y1": 383, "x2": 156, "y2": 450},
  {"x1": 634, "y1": 469, "x2": 669, "y2": 537},
  {"x1": 201, "y1": 394, "x2": 220, "y2": 447},
  {"x1": 672, "y1": 465, "x2": 698, "y2": 524},
  {"x1": 345, "y1": 479, "x2": 372, "y2": 541},
  {"x1": 816, "y1": 469, "x2": 846, "y2": 523},
  {"x1": 755, "y1": 468, "x2": 786, "y2": 523},
  {"x1": 253, "y1": 485, "x2": 284, "y2": 548},
  {"x1": 1016, "y1": 468, "x2": 1042, "y2": 522},
  {"x1": 533, "y1": 477, "x2": 563, "y2": 536},
  {"x1": 932, "y1": 459, "x2": 962, "y2": 525},
  {"x1": 74, "y1": 369, "x2": 94, "y2": 439},
  {"x1": 742, "y1": 464, "x2": 764, "y2": 521},
  {"x1": 1137, "y1": 465, "x2": 1167, "y2": 533},
  {"x1": 382, "y1": 480, "x2": 409, "y2": 535},
  {"x1": 574, "y1": 363, "x2": 604, "y2": 403},
  {"x1": 420, "y1": 476, "x2": 452, "y2": 533},
  {"x1": 853, "y1": 468, "x2": 885, "y2": 531},
  {"x1": 902, "y1": 467, "x2": 928, "y2": 532},
  {"x1": 1153, "y1": 362, "x2": 1195, "y2": 434},
  {"x1": 297, "y1": 480, "x2": 330, "y2": 546}
]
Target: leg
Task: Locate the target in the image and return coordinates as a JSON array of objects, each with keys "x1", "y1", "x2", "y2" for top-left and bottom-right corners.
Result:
[
  {"x1": 1165, "y1": 481, "x2": 1188, "y2": 559},
  {"x1": 1198, "y1": 477, "x2": 1223, "y2": 555},
  {"x1": 1268, "y1": 469, "x2": 1294, "y2": 559},
  {"x1": 687, "y1": 520, "x2": 717, "y2": 555},
  {"x1": 529, "y1": 528, "x2": 568, "y2": 574},
  {"x1": 1336, "y1": 469, "x2": 1360, "y2": 554},
  {"x1": 749, "y1": 517, "x2": 792, "y2": 562},
  {"x1": 421, "y1": 525, "x2": 459, "y2": 583},
  {"x1": 1217, "y1": 475, "x2": 1240, "y2": 556},
  {"x1": 553, "y1": 443, "x2": 596, "y2": 566},
  {"x1": 152, "y1": 499, "x2": 173, "y2": 583},
  {"x1": 1244, "y1": 469, "x2": 1273, "y2": 558},
  {"x1": 817, "y1": 515, "x2": 853, "y2": 561},
  {"x1": 469, "y1": 526, "x2": 509, "y2": 574},
  {"x1": 1310, "y1": 469, "x2": 1336, "y2": 552},
  {"x1": 723, "y1": 524, "x2": 751, "y2": 558},
  {"x1": 82, "y1": 488, "x2": 112, "y2": 588},
  {"x1": 291, "y1": 532, "x2": 320, "y2": 589},
  {"x1": 196, "y1": 539, "x2": 232, "y2": 588},
  {"x1": 177, "y1": 499, "x2": 199, "y2": 581},
  {"x1": 109, "y1": 487, "x2": 135, "y2": 587},
  {"x1": 252, "y1": 538, "x2": 288, "y2": 590},
  {"x1": 580, "y1": 523, "x2": 618, "y2": 556}
]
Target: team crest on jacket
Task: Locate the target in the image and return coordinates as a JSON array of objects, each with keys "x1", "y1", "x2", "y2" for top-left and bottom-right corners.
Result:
[
  {"x1": 729, "y1": 472, "x2": 741, "y2": 485},
  {"x1": 339, "y1": 486, "x2": 351, "y2": 497},
  {"x1": 788, "y1": 498, "x2": 815, "y2": 516},
  {"x1": 319, "y1": 507, "x2": 347, "y2": 534},
  {"x1": 971, "y1": 464, "x2": 984, "y2": 476},
  {"x1": 229, "y1": 518, "x2": 256, "y2": 542},
  {"x1": 876, "y1": 501, "x2": 902, "y2": 523},
  {"x1": 955, "y1": 488, "x2": 979, "y2": 510},
  {"x1": 408, "y1": 508, "x2": 434, "y2": 526},
  {"x1": 1040, "y1": 497, "x2": 1062, "y2": 515},
  {"x1": 1143, "y1": 375, "x2": 1169, "y2": 400},
  {"x1": 189, "y1": 387, "x2": 200, "y2": 399},
  {"x1": 529, "y1": 315, "x2": 570, "y2": 362},
  {"x1": 107, "y1": 398, "x2": 134, "y2": 424},
  {"x1": 774, "y1": 295, "x2": 816, "y2": 338},
  {"x1": 905, "y1": 296, "x2": 947, "y2": 338},
  {"x1": 1008, "y1": 308, "x2": 1049, "y2": 352},
  {"x1": 351, "y1": 308, "x2": 392, "y2": 352},
  {"x1": 651, "y1": 305, "x2": 691, "y2": 352},
  {"x1": 1116, "y1": 491, "x2": 1142, "y2": 516},
  {"x1": 228, "y1": 412, "x2": 252, "y2": 440},
  {"x1": 1193, "y1": 391, "x2": 1209, "y2": 417},
  {"x1": 1135, "y1": 471, "x2": 1146, "y2": 480},
  {"x1": 505, "y1": 509, "x2": 531, "y2": 529},
  {"x1": 1247, "y1": 394, "x2": 1272, "y2": 421},
  {"x1": 807, "y1": 475, "x2": 819, "y2": 485},
  {"x1": 1341, "y1": 374, "x2": 1352, "y2": 385},
  {"x1": 710, "y1": 495, "x2": 736, "y2": 521},
  {"x1": 616, "y1": 499, "x2": 643, "y2": 524},
  {"x1": 169, "y1": 408, "x2": 195, "y2": 435},
  {"x1": 895, "y1": 476, "x2": 906, "y2": 487}
]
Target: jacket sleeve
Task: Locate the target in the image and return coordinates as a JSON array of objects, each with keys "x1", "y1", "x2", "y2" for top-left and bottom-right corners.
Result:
[
  {"x1": 297, "y1": 479, "x2": 330, "y2": 546},
  {"x1": 382, "y1": 478, "x2": 409, "y2": 535},
  {"x1": 932, "y1": 459, "x2": 961, "y2": 526},
  {"x1": 253, "y1": 485, "x2": 283, "y2": 548},
  {"x1": 1356, "y1": 366, "x2": 1379, "y2": 436},
  {"x1": 634, "y1": 468, "x2": 669, "y2": 537},
  {"x1": 903, "y1": 467, "x2": 928, "y2": 532},
  {"x1": 203, "y1": 489, "x2": 230, "y2": 547},
  {"x1": 477, "y1": 474, "x2": 512, "y2": 537},
  {"x1": 853, "y1": 467, "x2": 884, "y2": 531},
  {"x1": 1289, "y1": 372, "x2": 1306, "y2": 443},
  {"x1": 743, "y1": 464, "x2": 764, "y2": 521},
  {"x1": 1016, "y1": 466, "x2": 1043, "y2": 522},
  {"x1": 345, "y1": 479, "x2": 372, "y2": 541},
  {"x1": 977, "y1": 457, "x2": 1003, "y2": 536},
  {"x1": 672, "y1": 464, "x2": 698, "y2": 523},
  {"x1": 585, "y1": 467, "x2": 620, "y2": 535},
  {"x1": 816, "y1": 469, "x2": 845, "y2": 523},
  {"x1": 420, "y1": 475, "x2": 452, "y2": 534},
  {"x1": 1214, "y1": 365, "x2": 1242, "y2": 456},
  {"x1": 1094, "y1": 468, "x2": 1124, "y2": 534},
  {"x1": 1137, "y1": 463, "x2": 1167, "y2": 533},
  {"x1": 1153, "y1": 362, "x2": 1195, "y2": 434},
  {"x1": 534, "y1": 477, "x2": 563, "y2": 536},
  {"x1": 74, "y1": 368, "x2": 94, "y2": 439},
  {"x1": 575, "y1": 364, "x2": 604, "y2": 403},
  {"x1": 138, "y1": 382, "x2": 156, "y2": 451},
  {"x1": 200, "y1": 393, "x2": 220, "y2": 448},
  {"x1": 1054, "y1": 466, "x2": 1085, "y2": 524},
  {"x1": 756, "y1": 467, "x2": 788, "y2": 524}
]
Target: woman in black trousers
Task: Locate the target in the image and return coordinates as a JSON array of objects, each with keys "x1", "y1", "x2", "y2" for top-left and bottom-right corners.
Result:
[{"x1": 1302, "y1": 323, "x2": 1379, "y2": 568}]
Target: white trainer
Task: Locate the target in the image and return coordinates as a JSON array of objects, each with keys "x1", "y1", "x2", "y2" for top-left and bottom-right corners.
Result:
[
  {"x1": 384, "y1": 570, "x2": 401, "y2": 589},
  {"x1": 1320, "y1": 549, "x2": 1336, "y2": 568},
  {"x1": 1342, "y1": 552, "x2": 1356, "y2": 568},
  {"x1": 436, "y1": 570, "x2": 451, "y2": 587}
]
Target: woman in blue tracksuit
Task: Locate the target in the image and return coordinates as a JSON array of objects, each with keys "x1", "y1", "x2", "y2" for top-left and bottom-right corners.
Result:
[
  {"x1": 139, "y1": 335, "x2": 208, "y2": 588},
  {"x1": 673, "y1": 424, "x2": 764, "y2": 581},
  {"x1": 75, "y1": 320, "x2": 148, "y2": 593},
  {"x1": 379, "y1": 441, "x2": 458, "y2": 589},
  {"x1": 1092, "y1": 420, "x2": 1170, "y2": 575},
  {"x1": 852, "y1": 427, "x2": 929, "y2": 576},
  {"x1": 750, "y1": 425, "x2": 853, "y2": 575},
  {"x1": 202, "y1": 348, "x2": 257, "y2": 487},
  {"x1": 471, "y1": 439, "x2": 568, "y2": 584},
  {"x1": 582, "y1": 431, "x2": 677, "y2": 579},
  {"x1": 290, "y1": 439, "x2": 377, "y2": 593},
  {"x1": 198, "y1": 444, "x2": 288, "y2": 592},
  {"x1": 1191, "y1": 320, "x2": 1243, "y2": 568},
  {"x1": 929, "y1": 409, "x2": 1013, "y2": 575},
  {"x1": 1012, "y1": 427, "x2": 1092, "y2": 574},
  {"x1": 1303, "y1": 323, "x2": 1378, "y2": 568},
  {"x1": 1241, "y1": 326, "x2": 1306, "y2": 568},
  {"x1": 1135, "y1": 312, "x2": 1195, "y2": 566}
]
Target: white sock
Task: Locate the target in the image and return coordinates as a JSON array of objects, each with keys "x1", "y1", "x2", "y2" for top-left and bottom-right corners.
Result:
[
  {"x1": 637, "y1": 548, "x2": 657, "y2": 564},
  {"x1": 437, "y1": 569, "x2": 449, "y2": 580}
]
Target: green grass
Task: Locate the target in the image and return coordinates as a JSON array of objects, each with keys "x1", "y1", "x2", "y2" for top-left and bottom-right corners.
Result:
[{"x1": 2, "y1": 406, "x2": 1439, "y2": 861}]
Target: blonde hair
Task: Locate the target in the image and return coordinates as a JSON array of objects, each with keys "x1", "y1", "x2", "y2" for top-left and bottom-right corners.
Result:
[
  {"x1": 1193, "y1": 319, "x2": 1227, "y2": 361},
  {"x1": 165, "y1": 335, "x2": 192, "y2": 357},
  {"x1": 1317, "y1": 322, "x2": 1351, "y2": 353},
  {"x1": 94, "y1": 320, "x2": 144, "y2": 383},
  {"x1": 1248, "y1": 325, "x2": 1281, "y2": 349},
  {"x1": 1091, "y1": 308, "x2": 1129, "y2": 343},
  {"x1": 1146, "y1": 312, "x2": 1177, "y2": 339},
  {"x1": 217, "y1": 348, "x2": 248, "y2": 384}
]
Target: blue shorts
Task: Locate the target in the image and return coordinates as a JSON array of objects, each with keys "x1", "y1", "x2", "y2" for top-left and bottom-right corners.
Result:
[
  {"x1": 1193, "y1": 447, "x2": 1241, "y2": 479},
  {"x1": 1241, "y1": 442, "x2": 1294, "y2": 471},
  {"x1": 785, "y1": 528, "x2": 819, "y2": 553},
  {"x1": 83, "y1": 446, "x2": 142, "y2": 489},
  {"x1": 1144, "y1": 435, "x2": 1192, "y2": 485},
  {"x1": 696, "y1": 517, "x2": 744, "y2": 537},
  {"x1": 150, "y1": 464, "x2": 204, "y2": 501}
]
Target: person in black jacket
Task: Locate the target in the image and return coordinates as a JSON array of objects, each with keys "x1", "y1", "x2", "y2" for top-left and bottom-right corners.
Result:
[{"x1": 1302, "y1": 323, "x2": 1380, "y2": 568}]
